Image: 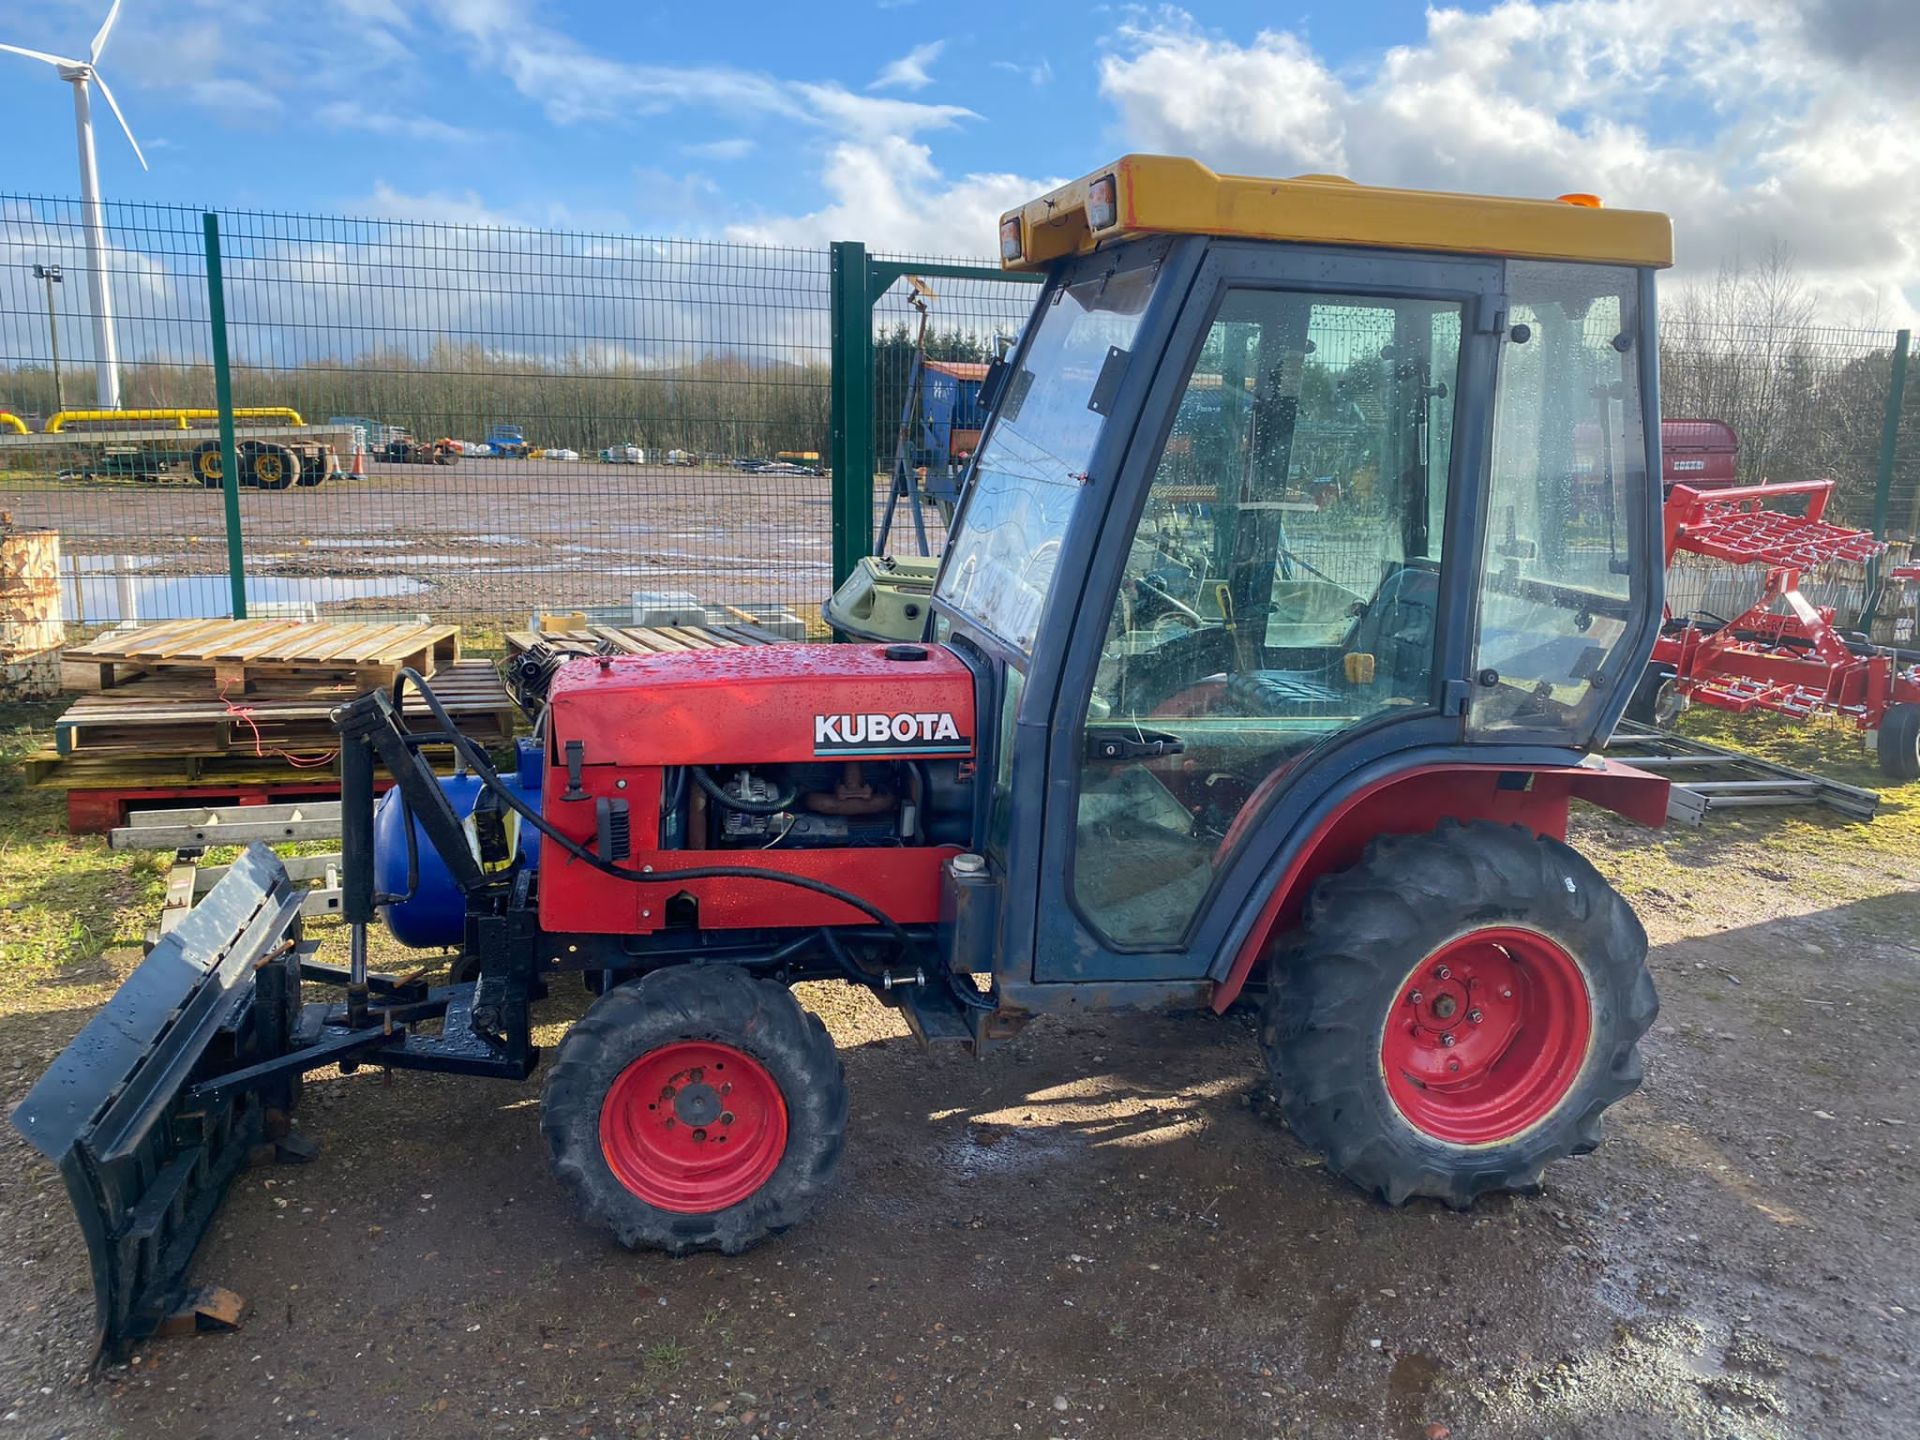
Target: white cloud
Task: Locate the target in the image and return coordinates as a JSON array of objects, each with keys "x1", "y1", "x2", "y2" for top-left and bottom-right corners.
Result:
[
  {"x1": 790, "y1": 83, "x2": 975, "y2": 143},
  {"x1": 869, "y1": 40, "x2": 946, "y2": 92},
  {"x1": 317, "y1": 101, "x2": 475, "y2": 143},
  {"x1": 725, "y1": 137, "x2": 1046, "y2": 257},
  {"x1": 682, "y1": 137, "x2": 756, "y2": 162},
  {"x1": 1097, "y1": 3, "x2": 1920, "y2": 321},
  {"x1": 990, "y1": 58, "x2": 1053, "y2": 86},
  {"x1": 357, "y1": 181, "x2": 521, "y2": 228},
  {"x1": 422, "y1": 0, "x2": 970, "y2": 146},
  {"x1": 185, "y1": 77, "x2": 285, "y2": 120}
]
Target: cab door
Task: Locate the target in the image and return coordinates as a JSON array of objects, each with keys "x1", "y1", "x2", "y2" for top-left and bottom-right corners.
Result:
[{"x1": 1029, "y1": 244, "x2": 1503, "y2": 984}]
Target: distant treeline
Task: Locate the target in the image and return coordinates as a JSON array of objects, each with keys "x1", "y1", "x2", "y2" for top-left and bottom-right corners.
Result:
[
  {"x1": 5, "y1": 308, "x2": 1915, "y2": 527},
  {"x1": 0, "y1": 327, "x2": 1016, "y2": 468},
  {"x1": 1, "y1": 344, "x2": 831, "y2": 460}
]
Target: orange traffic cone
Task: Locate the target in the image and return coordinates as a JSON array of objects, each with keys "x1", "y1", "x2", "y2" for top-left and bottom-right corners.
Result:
[{"x1": 351, "y1": 442, "x2": 366, "y2": 477}]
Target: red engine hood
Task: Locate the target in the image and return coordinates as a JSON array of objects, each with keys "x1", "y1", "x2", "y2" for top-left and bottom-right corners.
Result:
[{"x1": 545, "y1": 642, "x2": 978, "y2": 766}]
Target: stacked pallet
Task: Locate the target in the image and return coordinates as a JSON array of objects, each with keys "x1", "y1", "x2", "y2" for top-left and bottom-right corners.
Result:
[
  {"x1": 62, "y1": 617, "x2": 460, "y2": 693},
  {"x1": 36, "y1": 619, "x2": 509, "y2": 833},
  {"x1": 504, "y1": 616, "x2": 788, "y2": 657}
]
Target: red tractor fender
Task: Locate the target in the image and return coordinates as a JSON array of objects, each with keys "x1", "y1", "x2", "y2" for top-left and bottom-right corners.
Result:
[{"x1": 1209, "y1": 759, "x2": 1668, "y2": 1013}]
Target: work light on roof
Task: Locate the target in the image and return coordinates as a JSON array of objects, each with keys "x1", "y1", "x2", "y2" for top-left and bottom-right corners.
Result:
[
  {"x1": 999, "y1": 217, "x2": 1023, "y2": 263},
  {"x1": 1087, "y1": 174, "x2": 1118, "y2": 231}
]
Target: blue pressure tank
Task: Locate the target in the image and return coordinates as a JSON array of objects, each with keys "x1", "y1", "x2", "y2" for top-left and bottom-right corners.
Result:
[{"x1": 374, "y1": 738, "x2": 544, "y2": 948}]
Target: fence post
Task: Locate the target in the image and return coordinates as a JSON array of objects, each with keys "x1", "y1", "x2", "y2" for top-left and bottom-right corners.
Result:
[
  {"x1": 1862, "y1": 329, "x2": 1911, "y2": 632},
  {"x1": 828, "y1": 240, "x2": 872, "y2": 591},
  {"x1": 202, "y1": 211, "x2": 247, "y2": 620}
]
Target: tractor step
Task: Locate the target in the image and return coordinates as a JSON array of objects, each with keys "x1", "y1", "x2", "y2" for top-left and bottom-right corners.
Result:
[
  {"x1": 894, "y1": 978, "x2": 978, "y2": 1048},
  {"x1": 1604, "y1": 722, "x2": 1880, "y2": 823}
]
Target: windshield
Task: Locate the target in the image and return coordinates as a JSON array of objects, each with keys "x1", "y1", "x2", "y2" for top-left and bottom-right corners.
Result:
[{"x1": 935, "y1": 254, "x2": 1162, "y2": 651}]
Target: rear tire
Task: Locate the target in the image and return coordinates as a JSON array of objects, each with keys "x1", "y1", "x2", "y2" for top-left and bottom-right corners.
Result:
[
  {"x1": 541, "y1": 966, "x2": 846, "y2": 1255},
  {"x1": 1259, "y1": 819, "x2": 1655, "y2": 1208},
  {"x1": 250, "y1": 443, "x2": 299, "y2": 490},
  {"x1": 1878, "y1": 703, "x2": 1920, "y2": 781}
]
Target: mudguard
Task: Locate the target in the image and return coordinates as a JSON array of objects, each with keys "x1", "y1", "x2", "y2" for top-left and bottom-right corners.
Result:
[{"x1": 11, "y1": 843, "x2": 306, "y2": 1360}]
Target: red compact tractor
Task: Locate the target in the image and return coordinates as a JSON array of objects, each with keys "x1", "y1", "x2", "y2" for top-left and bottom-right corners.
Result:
[
  {"x1": 19, "y1": 156, "x2": 1681, "y2": 1355},
  {"x1": 1630, "y1": 477, "x2": 1920, "y2": 777}
]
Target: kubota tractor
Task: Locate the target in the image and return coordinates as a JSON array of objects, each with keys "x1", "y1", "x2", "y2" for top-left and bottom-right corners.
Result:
[{"x1": 17, "y1": 155, "x2": 1677, "y2": 1357}]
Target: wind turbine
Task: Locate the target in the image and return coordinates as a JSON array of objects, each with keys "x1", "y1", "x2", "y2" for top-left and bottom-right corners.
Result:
[{"x1": 1, "y1": 0, "x2": 149, "y2": 411}]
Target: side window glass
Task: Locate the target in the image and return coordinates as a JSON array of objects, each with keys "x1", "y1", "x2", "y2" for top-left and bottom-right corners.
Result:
[
  {"x1": 1473, "y1": 262, "x2": 1645, "y2": 735},
  {"x1": 1074, "y1": 287, "x2": 1462, "y2": 949}
]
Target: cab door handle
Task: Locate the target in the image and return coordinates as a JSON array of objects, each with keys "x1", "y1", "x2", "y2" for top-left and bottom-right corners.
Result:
[{"x1": 1086, "y1": 728, "x2": 1186, "y2": 763}]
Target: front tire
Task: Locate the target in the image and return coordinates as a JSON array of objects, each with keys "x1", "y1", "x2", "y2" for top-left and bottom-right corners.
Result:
[
  {"x1": 1260, "y1": 819, "x2": 1655, "y2": 1208},
  {"x1": 541, "y1": 966, "x2": 846, "y2": 1255}
]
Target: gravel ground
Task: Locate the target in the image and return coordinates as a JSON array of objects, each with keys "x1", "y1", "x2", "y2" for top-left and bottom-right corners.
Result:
[
  {"x1": 1, "y1": 461, "x2": 839, "y2": 621},
  {"x1": 0, "y1": 727, "x2": 1915, "y2": 1439}
]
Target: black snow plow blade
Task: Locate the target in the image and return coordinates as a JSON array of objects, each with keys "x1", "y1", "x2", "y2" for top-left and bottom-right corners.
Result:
[{"x1": 11, "y1": 843, "x2": 307, "y2": 1360}]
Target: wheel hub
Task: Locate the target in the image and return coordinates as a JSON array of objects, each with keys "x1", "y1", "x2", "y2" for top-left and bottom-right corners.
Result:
[
  {"x1": 670, "y1": 1080, "x2": 723, "y2": 1127},
  {"x1": 1381, "y1": 927, "x2": 1593, "y2": 1146},
  {"x1": 599, "y1": 1041, "x2": 787, "y2": 1212}
]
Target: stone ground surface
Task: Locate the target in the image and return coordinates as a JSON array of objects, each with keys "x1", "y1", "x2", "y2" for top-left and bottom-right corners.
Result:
[{"x1": 0, "y1": 708, "x2": 1913, "y2": 1440}]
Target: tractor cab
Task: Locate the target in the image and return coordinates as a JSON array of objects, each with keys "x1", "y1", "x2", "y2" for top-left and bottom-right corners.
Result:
[{"x1": 934, "y1": 156, "x2": 1670, "y2": 997}]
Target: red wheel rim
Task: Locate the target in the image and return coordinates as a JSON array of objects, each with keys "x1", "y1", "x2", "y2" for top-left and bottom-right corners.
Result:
[
  {"x1": 1379, "y1": 927, "x2": 1592, "y2": 1146},
  {"x1": 599, "y1": 1041, "x2": 788, "y2": 1212}
]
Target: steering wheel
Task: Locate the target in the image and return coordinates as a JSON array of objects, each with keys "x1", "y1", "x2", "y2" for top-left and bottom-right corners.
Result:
[{"x1": 1134, "y1": 576, "x2": 1207, "y2": 629}]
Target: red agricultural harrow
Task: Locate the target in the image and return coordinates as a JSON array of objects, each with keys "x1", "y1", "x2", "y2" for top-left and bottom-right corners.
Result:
[{"x1": 1636, "y1": 478, "x2": 1920, "y2": 778}]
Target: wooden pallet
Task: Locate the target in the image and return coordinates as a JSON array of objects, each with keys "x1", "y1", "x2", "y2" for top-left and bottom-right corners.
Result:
[
  {"x1": 504, "y1": 620, "x2": 784, "y2": 657},
  {"x1": 51, "y1": 658, "x2": 514, "y2": 758},
  {"x1": 62, "y1": 617, "x2": 460, "y2": 692}
]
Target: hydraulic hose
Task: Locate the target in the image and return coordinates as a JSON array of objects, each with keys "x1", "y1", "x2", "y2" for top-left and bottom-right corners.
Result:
[
  {"x1": 691, "y1": 765, "x2": 798, "y2": 815},
  {"x1": 391, "y1": 668, "x2": 917, "y2": 953}
]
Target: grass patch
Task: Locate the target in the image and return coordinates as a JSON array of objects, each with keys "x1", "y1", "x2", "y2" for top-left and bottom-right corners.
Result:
[{"x1": 0, "y1": 702, "x2": 165, "y2": 1016}]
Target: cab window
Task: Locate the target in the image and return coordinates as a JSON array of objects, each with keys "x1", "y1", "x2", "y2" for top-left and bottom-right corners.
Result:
[
  {"x1": 1073, "y1": 287, "x2": 1463, "y2": 949},
  {"x1": 1471, "y1": 262, "x2": 1645, "y2": 735},
  {"x1": 936, "y1": 256, "x2": 1160, "y2": 652}
]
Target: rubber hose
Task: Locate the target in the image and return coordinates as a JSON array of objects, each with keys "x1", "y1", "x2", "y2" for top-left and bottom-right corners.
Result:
[{"x1": 691, "y1": 764, "x2": 798, "y2": 816}]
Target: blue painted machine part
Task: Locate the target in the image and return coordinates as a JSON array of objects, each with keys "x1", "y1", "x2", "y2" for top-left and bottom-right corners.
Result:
[{"x1": 374, "y1": 738, "x2": 543, "y2": 948}]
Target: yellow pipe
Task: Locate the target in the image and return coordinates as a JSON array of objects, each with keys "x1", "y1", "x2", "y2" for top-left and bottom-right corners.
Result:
[
  {"x1": 0, "y1": 412, "x2": 27, "y2": 435},
  {"x1": 45, "y1": 406, "x2": 305, "y2": 432}
]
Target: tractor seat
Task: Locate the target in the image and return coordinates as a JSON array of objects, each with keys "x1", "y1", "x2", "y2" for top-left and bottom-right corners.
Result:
[{"x1": 1225, "y1": 669, "x2": 1346, "y2": 714}]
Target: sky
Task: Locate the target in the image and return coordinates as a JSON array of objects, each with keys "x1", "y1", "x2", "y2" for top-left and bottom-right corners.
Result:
[{"x1": 0, "y1": 0, "x2": 1917, "y2": 323}]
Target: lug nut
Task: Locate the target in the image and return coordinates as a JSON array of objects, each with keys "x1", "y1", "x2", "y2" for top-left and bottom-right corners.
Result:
[
  {"x1": 1500, "y1": 987, "x2": 1513, "y2": 1000},
  {"x1": 1435, "y1": 965, "x2": 1452, "y2": 980},
  {"x1": 692, "y1": 1127, "x2": 708, "y2": 1143},
  {"x1": 1406, "y1": 990, "x2": 1424, "y2": 1006},
  {"x1": 1468, "y1": 1009, "x2": 1483, "y2": 1024},
  {"x1": 1440, "y1": 1032, "x2": 1456, "y2": 1048}
]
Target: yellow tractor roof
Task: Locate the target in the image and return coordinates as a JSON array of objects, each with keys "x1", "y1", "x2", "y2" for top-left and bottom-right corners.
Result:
[{"x1": 1000, "y1": 154, "x2": 1673, "y2": 272}]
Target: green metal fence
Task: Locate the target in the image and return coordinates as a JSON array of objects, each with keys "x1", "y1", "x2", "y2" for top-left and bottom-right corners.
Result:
[
  {"x1": 4, "y1": 192, "x2": 1916, "y2": 635},
  {"x1": 826, "y1": 242, "x2": 1041, "y2": 581},
  {"x1": 4, "y1": 196, "x2": 838, "y2": 631}
]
